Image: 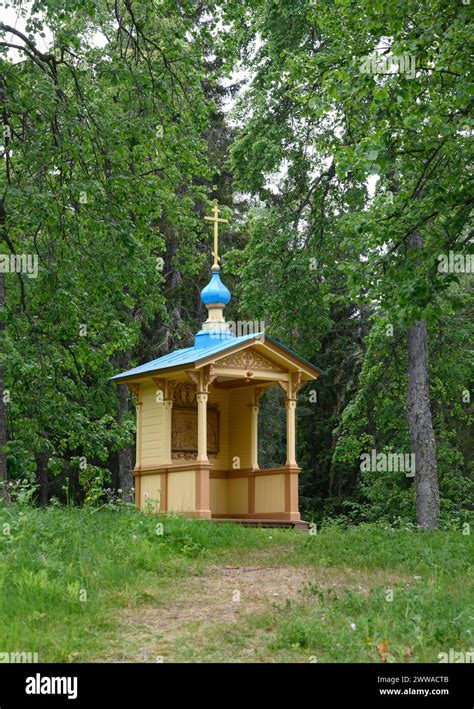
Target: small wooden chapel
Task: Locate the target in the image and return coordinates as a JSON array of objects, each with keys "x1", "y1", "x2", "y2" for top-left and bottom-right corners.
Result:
[{"x1": 112, "y1": 204, "x2": 323, "y2": 526}]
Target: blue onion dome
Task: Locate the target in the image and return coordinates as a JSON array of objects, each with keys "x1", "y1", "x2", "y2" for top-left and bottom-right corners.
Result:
[{"x1": 200, "y1": 267, "x2": 231, "y2": 306}]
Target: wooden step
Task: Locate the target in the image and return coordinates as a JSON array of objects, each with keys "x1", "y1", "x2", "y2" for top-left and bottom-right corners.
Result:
[{"x1": 210, "y1": 518, "x2": 310, "y2": 531}]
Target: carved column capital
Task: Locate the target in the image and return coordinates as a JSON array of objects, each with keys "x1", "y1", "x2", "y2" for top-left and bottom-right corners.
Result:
[
  {"x1": 153, "y1": 377, "x2": 176, "y2": 401},
  {"x1": 277, "y1": 380, "x2": 289, "y2": 396},
  {"x1": 187, "y1": 366, "x2": 217, "y2": 393},
  {"x1": 291, "y1": 371, "x2": 304, "y2": 398},
  {"x1": 186, "y1": 370, "x2": 200, "y2": 389}
]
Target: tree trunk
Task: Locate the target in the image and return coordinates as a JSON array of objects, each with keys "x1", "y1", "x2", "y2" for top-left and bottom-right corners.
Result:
[
  {"x1": 35, "y1": 451, "x2": 49, "y2": 505},
  {"x1": 0, "y1": 81, "x2": 9, "y2": 485},
  {"x1": 115, "y1": 349, "x2": 134, "y2": 503},
  {"x1": 0, "y1": 272, "x2": 6, "y2": 484},
  {"x1": 117, "y1": 380, "x2": 133, "y2": 503},
  {"x1": 406, "y1": 233, "x2": 439, "y2": 529}
]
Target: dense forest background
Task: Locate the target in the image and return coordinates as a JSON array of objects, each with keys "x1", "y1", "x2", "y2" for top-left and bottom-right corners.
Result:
[{"x1": 0, "y1": 0, "x2": 472, "y2": 527}]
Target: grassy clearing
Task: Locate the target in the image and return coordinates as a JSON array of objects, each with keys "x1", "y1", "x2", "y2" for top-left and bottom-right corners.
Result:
[{"x1": 0, "y1": 505, "x2": 472, "y2": 663}]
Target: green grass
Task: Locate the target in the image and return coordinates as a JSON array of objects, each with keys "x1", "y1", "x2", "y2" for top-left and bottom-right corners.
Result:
[{"x1": 0, "y1": 504, "x2": 472, "y2": 663}]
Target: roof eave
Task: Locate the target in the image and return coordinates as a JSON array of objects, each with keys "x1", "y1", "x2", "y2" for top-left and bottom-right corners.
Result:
[{"x1": 110, "y1": 333, "x2": 326, "y2": 385}]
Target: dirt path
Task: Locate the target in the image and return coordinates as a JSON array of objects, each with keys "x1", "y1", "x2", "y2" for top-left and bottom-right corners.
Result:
[{"x1": 97, "y1": 558, "x2": 406, "y2": 663}]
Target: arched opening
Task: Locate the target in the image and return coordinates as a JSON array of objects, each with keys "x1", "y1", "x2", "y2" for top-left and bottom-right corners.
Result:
[{"x1": 258, "y1": 385, "x2": 286, "y2": 468}]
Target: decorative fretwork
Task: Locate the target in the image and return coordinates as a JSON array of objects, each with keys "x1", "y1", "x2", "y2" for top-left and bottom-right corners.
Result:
[
  {"x1": 171, "y1": 408, "x2": 219, "y2": 455},
  {"x1": 172, "y1": 451, "x2": 218, "y2": 461},
  {"x1": 152, "y1": 378, "x2": 178, "y2": 400},
  {"x1": 186, "y1": 365, "x2": 217, "y2": 392},
  {"x1": 277, "y1": 380, "x2": 289, "y2": 396},
  {"x1": 291, "y1": 371, "x2": 303, "y2": 397},
  {"x1": 278, "y1": 371, "x2": 304, "y2": 399},
  {"x1": 186, "y1": 370, "x2": 200, "y2": 389},
  {"x1": 173, "y1": 382, "x2": 197, "y2": 407},
  {"x1": 216, "y1": 349, "x2": 282, "y2": 372}
]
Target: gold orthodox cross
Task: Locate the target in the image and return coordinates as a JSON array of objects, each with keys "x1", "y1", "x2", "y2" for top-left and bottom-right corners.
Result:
[{"x1": 204, "y1": 201, "x2": 228, "y2": 269}]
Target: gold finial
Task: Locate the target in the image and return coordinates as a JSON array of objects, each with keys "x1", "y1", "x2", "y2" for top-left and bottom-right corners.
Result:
[{"x1": 204, "y1": 201, "x2": 228, "y2": 270}]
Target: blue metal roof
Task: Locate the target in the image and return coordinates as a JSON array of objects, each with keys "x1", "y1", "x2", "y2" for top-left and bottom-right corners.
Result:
[
  {"x1": 111, "y1": 332, "x2": 324, "y2": 382},
  {"x1": 111, "y1": 332, "x2": 256, "y2": 381}
]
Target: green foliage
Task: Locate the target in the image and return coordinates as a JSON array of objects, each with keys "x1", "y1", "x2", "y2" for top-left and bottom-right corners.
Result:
[
  {"x1": 333, "y1": 310, "x2": 473, "y2": 524},
  {"x1": 1, "y1": 0, "x2": 221, "y2": 499},
  {"x1": 0, "y1": 0, "x2": 471, "y2": 523},
  {"x1": 220, "y1": 0, "x2": 473, "y2": 523}
]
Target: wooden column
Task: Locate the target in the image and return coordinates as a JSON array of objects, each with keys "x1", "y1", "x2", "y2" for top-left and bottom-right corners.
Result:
[
  {"x1": 249, "y1": 386, "x2": 264, "y2": 470},
  {"x1": 135, "y1": 401, "x2": 142, "y2": 466},
  {"x1": 285, "y1": 469, "x2": 301, "y2": 521},
  {"x1": 249, "y1": 404, "x2": 260, "y2": 470},
  {"x1": 196, "y1": 392, "x2": 209, "y2": 462},
  {"x1": 279, "y1": 373, "x2": 302, "y2": 468},
  {"x1": 134, "y1": 401, "x2": 142, "y2": 506},
  {"x1": 196, "y1": 389, "x2": 211, "y2": 518},
  {"x1": 280, "y1": 373, "x2": 303, "y2": 520},
  {"x1": 187, "y1": 368, "x2": 216, "y2": 519},
  {"x1": 285, "y1": 398, "x2": 297, "y2": 466},
  {"x1": 163, "y1": 399, "x2": 173, "y2": 465}
]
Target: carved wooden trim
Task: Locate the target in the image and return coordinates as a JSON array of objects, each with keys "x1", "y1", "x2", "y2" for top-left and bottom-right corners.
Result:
[
  {"x1": 278, "y1": 372, "x2": 304, "y2": 399},
  {"x1": 203, "y1": 364, "x2": 218, "y2": 391},
  {"x1": 173, "y1": 381, "x2": 197, "y2": 407},
  {"x1": 277, "y1": 380, "x2": 289, "y2": 396},
  {"x1": 152, "y1": 377, "x2": 177, "y2": 400},
  {"x1": 291, "y1": 371, "x2": 303, "y2": 397},
  {"x1": 172, "y1": 452, "x2": 218, "y2": 461},
  {"x1": 216, "y1": 349, "x2": 282, "y2": 372},
  {"x1": 171, "y1": 407, "x2": 219, "y2": 456},
  {"x1": 186, "y1": 370, "x2": 200, "y2": 389},
  {"x1": 186, "y1": 366, "x2": 217, "y2": 392}
]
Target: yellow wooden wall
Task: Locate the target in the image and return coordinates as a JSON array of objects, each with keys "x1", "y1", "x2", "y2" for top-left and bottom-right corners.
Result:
[
  {"x1": 227, "y1": 477, "x2": 249, "y2": 515},
  {"x1": 140, "y1": 474, "x2": 162, "y2": 512},
  {"x1": 228, "y1": 387, "x2": 252, "y2": 470},
  {"x1": 139, "y1": 381, "x2": 165, "y2": 467},
  {"x1": 210, "y1": 478, "x2": 227, "y2": 515},
  {"x1": 167, "y1": 470, "x2": 196, "y2": 512},
  {"x1": 255, "y1": 474, "x2": 285, "y2": 513}
]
